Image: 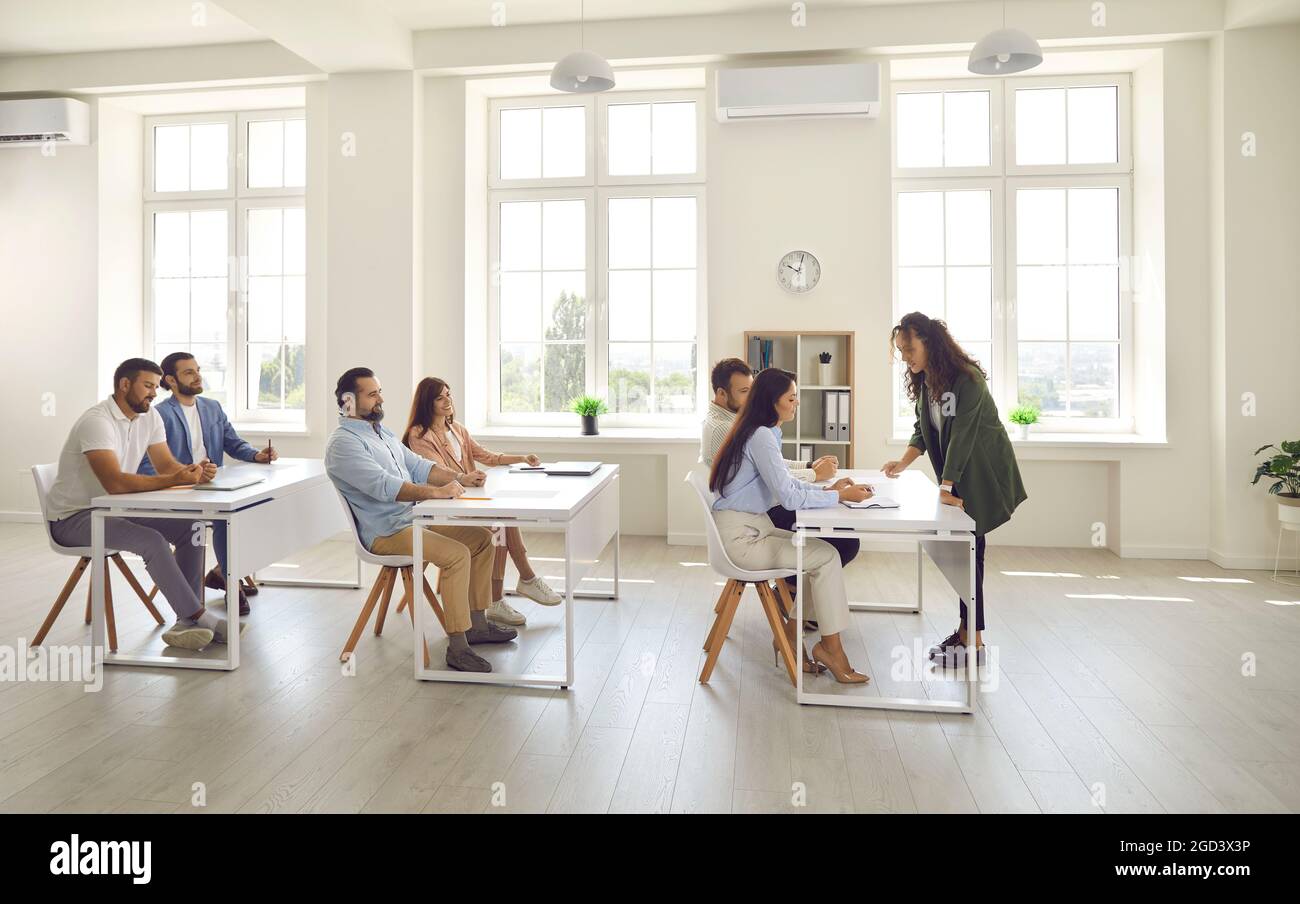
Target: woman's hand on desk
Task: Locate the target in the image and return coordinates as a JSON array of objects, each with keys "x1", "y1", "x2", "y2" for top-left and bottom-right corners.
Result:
[
  {"x1": 939, "y1": 488, "x2": 964, "y2": 508},
  {"x1": 524, "y1": 453, "x2": 541, "y2": 467},
  {"x1": 837, "y1": 483, "x2": 873, "y2": 503},
  {"x1": 880, "y1": 460, "x2": 907, "y2": 478},
  {"x1": 829, "y1": 477, "x2": 854, "y2": 491},
  {"x1": 431, "y1": 481, "x2": 466, "y2": 499}
]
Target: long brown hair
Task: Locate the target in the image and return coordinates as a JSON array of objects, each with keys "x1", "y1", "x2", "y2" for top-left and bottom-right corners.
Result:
[
  {"x1": 890, "y1": 312, "x2": 987, "y2": 402},
  {"x1": 709, "y1": 368, "x2": 796, "y2": 495},
  {"x1": 403, "y1": 377, "x2": 452, "y2": 447}
]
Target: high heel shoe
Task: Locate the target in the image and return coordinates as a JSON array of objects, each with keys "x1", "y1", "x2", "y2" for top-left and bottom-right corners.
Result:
[
  {"x1": 773, "y1": 638, "x2": 829, "y2": 674},
  {"x1": 811, "y1": 641, "x2": 870, "y2": 685}
]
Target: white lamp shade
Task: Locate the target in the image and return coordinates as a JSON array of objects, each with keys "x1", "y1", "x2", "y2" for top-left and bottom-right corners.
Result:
[
  {"x1": 550, "y1": 49, "x2": 616, "y2": 93},
  {"x1": 967, "y1": 27, "x2": 1043, "y2": 75}
]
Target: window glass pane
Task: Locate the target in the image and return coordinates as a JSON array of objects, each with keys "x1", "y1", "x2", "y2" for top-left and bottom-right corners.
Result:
[
  {"x1": 282, "y1": 208, "x2": 306, "y2": 275},
  {"x1": 544, "y1": 344, "x2": 585, "y2": 412},
  {"x1": 153, "y1": 211, "x2": 190, "y2": 277},
  {"x1": 542, "y1": 272, "x2": 585, "y2": 340},
  {"x1": 961, "y1": 342, "x2": 991, "y2": 378},
  {"x1": 654, "y1": 342, "x2": 696, "y2": 414},
  {"x1": 153, "y1": 279, "x2": 189, "y2": 342},
  {"x1": 247, "y1": 343, "x2": 282, "y2": 409},
  {"x1": 896, "y1": 92, "x2": 943, "y2": 169},
  {"x1": 1015, "y1": 88, "x2": 1065, "y2": 166},
  {"x1": 1016, "y1": 189, "x2": 1066, "y2": 265},
  {"x1": 283, "y1": 118, "x2": 306, "y2": 187},
  {"x1": 247, "y1": 276, "x2": 282, "y2": 342},
  {"x1": 897, "y1": 267, "x2": 944, "y2": 321},
  {"x1": 1068, "y1": 266, "x2": 1119, "y2": 340},
  {"x1": 500, "y1": 108, "x2": 541, "y2": 180},
  {"x1": 652, "y1": 197, "x2": 696, "y2": 268},
  {"x1": 188, "y1": 343, "x2": 228, "y2": 405},
  {"x1": 1018, "y1": 342, "x2": 1067, "y2": 416},
  {"x1": 1017, "y1": 266, "x2": 1067, "y2": 340},
  {"x1": 608, "y1": 343, "x2": 651, "y2": 413},
  {"x1": 283, "y1": 344, "x2": 306, "y2": 409},
  {"x1": 652, "y1": 102, "x2": 696, "y2": 174},
  {"x1": 499, "y1": 201, "x2": 541, "y2": 271},
  {"x1": 541, "y1": 199, "x2": 585, "y2": 270},
  {"x1": 190, "y1": 277, "x2": 227, "y2": 342},
  {"x1": 189, "y1": 123, "x2": 228, "y2": 191},
  {"x1": 653, "y1": 270, "x2": 696, "y2": 341},
  {"x1": 247, "y1": 208, "x2": 283, "y2": 276},
  {"x1": 943, "y1": 91, "x2": 989, "y2": 167},
  {"x1": 189, "y1": 210, "x2": 228, "y2": 277},
  {"x1": 1067, "y1": 187, "x2": 1118, "y2": 264},
  {"x1": 499, "y1": 272, "x2": 541, "y2": 342},
  {"x1": 897, "y1": 192, "x2": 944, "y2": 266},
  {"x1": 944, "y1": 191, "x2": 990, "y2": 265},
  {"x1": 608, "y1": 198, "x2": 650, "y2": 269},
  {"x1": 608, "y1": 103, "x2": 651, "y2": 175},
  {"x1": 283, "y1": 275, "x2": 306, "y2": 343},
  {"x1": 608, "y1": 270, "x2": 651, "y2": 341},
  {"x1": 1067, "y1": 86, "x2": 1117, "y2": 164},
  {"x1": 247, "y1": 119, "x2": 284, "y2": 188},
  {"x1": 542, "y1": 106, "x2": 585, "y2": 178},
  {"x1": 154, "y1": 125, "x2": 189, "y2": 192},
  {"x1": 500, "y1": 343, "x2": 541, "y2": 412},
  {"x1": 1069, "y1": 342, "x2": 1118, "y2": 418},
  {"x1": 945, "y1": 267, "x2": 991, "y2": 341}
]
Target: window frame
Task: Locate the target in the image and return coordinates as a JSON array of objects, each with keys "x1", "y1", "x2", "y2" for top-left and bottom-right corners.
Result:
[
  {"x1": 143, "y1": 110, "x2": 307, "y2": 428},
  {"x1": 596, "y1": 88, "x2": 709, "y2": 186},
  {"x1": 1004, "y1": 73, "x2": 1132, "y2": 177},
  {"x1": 488, "y1": 96, "x2": 597, "y2": 190},
  {"x1": 890, "y1": 80, "x2": 1004, "y2": 179}
]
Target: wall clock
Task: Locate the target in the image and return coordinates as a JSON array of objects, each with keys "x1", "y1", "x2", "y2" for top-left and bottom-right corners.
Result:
[{"x1": 777, "y1": 250, "x2": 820, "y2": 293}]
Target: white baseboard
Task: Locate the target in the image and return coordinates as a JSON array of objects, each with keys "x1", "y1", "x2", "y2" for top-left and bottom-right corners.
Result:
[
  {"x1": 0, "y1": 510, "x2": 40, "y2": 524},
  {"x1": 1208, "y1": 548, "x2": 1300, "y2": 571},
  {"x1": 1120, "y1": 545, "x2": 1210, "y2": 560}
]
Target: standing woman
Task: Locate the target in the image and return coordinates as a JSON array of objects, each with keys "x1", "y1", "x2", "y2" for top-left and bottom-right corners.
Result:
[
  {"x1": 882, "y1": 312, "x2": 1027, "y2": 665},
  {"x1": 403, "y1": 377, "x2": 563, "y2": 627},
  {"x1": 710, "y1": 368, "x2": 874, "y2": 683}
]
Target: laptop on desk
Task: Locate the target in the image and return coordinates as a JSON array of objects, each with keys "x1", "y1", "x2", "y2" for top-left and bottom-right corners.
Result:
[
  {"x1": 203, "y1": 473, "x2": 267, "y2": 491},
  {"x1": 510, "y1": 461, "x2": 602, "y2": 477}
]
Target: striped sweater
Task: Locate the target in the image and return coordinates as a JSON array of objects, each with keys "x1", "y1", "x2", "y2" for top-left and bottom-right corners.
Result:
[{"x1": 700, "y1": 401, "x2": 816, "y2": 482}]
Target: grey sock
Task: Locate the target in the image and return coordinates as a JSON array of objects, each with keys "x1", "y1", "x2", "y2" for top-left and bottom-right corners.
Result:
[
  {"x1": 448, "y1": 632, "x2": 469, "y2": 652},
  {"x1": 470, "y1": 610, "x2": 488, "y2": 631}
]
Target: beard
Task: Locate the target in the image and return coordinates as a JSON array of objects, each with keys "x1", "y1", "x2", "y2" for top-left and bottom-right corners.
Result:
[
  {"x1": 128, "y1": 396, "x2": 153, "y2": 414},
  {"x1": 362, "y1": 405, "x2": 385, "y2": 423},
  {"x1": 175, "y1": 381, "x2": 203, "y2": 397}
]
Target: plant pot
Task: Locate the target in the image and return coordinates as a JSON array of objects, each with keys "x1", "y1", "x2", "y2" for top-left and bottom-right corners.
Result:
[
  {"x1": 580, "y1": 415, "x2": 599, "y2": 436},
  {"x1": 818, "y1": 362, "x2": 834, "y2": 385},
  {"x1": 1279, "y1": 495, "x2": 1300, "y2": 525},
  {"x1": 1013, "y1": 423, "x2": 1029, "y2": 441}
]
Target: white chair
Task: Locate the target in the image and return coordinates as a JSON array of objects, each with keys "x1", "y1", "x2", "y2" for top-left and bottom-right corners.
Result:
[
  {"x1": 30, "y1": 463, "x2": 165, "y2": 653},
  {"x1": 333, "y1": 486, "x2": 444, "y2": 665},
  {"x1": 685, "y1": 471, "x2": 800, "y2": 686}
]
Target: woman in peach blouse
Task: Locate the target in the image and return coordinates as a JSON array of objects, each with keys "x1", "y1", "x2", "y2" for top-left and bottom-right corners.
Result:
[{"x1": 402, "y1": 377, "x2": 562, "y2": 627}]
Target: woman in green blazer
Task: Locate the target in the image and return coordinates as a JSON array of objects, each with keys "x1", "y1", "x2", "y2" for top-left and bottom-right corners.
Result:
[{"x1": 881, "y1": 312, "x2": 1027, "y2": 666}]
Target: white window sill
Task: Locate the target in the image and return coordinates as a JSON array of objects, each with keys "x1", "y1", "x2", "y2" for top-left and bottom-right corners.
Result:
[
  {"x1": 232, "y1": 423, "x2": 311, "y2": 438},
  {"x1": 470, "y1": 424, "x2": 700, "y2": 444},
  {"x1": 887, "y1": 432, "x2": 1168, "y2": 450}
]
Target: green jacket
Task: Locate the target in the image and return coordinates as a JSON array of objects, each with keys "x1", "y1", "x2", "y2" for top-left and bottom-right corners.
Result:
[{"x1": 908, "y1": 369, "x2": 1027, "y2": 536}]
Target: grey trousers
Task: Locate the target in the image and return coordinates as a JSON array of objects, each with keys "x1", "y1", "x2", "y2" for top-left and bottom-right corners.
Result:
[{"x1": 50, "y1": 509, "x2": 205, "y2": 620}]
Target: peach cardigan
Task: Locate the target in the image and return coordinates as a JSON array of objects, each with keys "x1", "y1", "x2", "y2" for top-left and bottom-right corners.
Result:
[{"x1": 406, "y1": 421, "x2": 508, "y2": 474}]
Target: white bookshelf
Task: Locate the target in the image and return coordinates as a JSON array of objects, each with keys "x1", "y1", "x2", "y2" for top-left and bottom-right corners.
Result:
[{"x1": 744, "y1": 330, "x2": 855, "y2": 468}]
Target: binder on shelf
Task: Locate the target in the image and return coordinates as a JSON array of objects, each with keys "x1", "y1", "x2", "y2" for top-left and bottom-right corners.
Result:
[
  {"x1": 837, "y1": 391, "x2": 851, "y2": 440},
  {"x1": 823, "y1": 391, "x2": 838, "y2": 441},
  {"x1": 747, "y1": 335, "x2": 761, "y2": 372},
  {"x1": 799, "y1": 444, "x2": 814, "y2": 461}
]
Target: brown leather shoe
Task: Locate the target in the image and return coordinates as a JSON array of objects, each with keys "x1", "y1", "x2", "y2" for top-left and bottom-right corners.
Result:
[{"x1": 205, "y1": 568, "x2": 250, "y2": 616}]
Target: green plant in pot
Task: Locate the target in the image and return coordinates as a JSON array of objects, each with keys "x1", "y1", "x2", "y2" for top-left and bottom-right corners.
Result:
[
  {"x1": 571, "y1": 395, "x2": 609, "y2": 436},
  {"x1": 1008, "y1": 404, "x2": 1039, "y2": 440},
  {"x1": 1252, "y1": 441, "x2": 1300, "y2": 516}
]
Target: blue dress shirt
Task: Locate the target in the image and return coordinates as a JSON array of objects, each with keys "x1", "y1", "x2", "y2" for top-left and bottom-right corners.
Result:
[
  {"x1": 324, "y1": 418, "x2": 435, "y2": 548},
  {"x1": 711, "y1": 426, "x2": 838, "y2": 514}
]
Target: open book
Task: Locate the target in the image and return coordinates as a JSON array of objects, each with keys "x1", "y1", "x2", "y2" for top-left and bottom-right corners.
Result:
[{"x1": 841, "y1": 492, "x2": 899, "y2": 509}]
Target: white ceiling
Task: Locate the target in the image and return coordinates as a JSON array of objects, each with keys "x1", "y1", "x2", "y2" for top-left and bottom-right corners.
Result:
[{"x1": 0, "y1": 0, "x2": 264, "y2": 56}]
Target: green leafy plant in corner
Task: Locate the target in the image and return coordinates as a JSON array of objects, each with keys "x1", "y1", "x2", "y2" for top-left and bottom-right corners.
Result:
[
  {"x1": 570, "y1": 395, "x2": 609, "y2": 417},
  {"x1": 1009, "y1": 404, "x2": 1040, "y2": 426},
  {"x1": 1251, "y1": 440, "x2": 1300, "y2": 497}
]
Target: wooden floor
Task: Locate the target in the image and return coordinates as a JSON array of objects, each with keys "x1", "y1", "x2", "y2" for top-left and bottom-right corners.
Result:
[{"x1": 1, "y1": 522, "x2": 1297, "y2": 814}]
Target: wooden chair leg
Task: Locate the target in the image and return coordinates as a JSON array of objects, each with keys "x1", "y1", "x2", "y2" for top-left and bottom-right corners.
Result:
[
  {"x1": 340, "y1": 569, "x2": 389, "y2": 662},
  {"x1": 104, "y1": 566, "x2": 118, "y2": 654},
  {"x1": 757, "y1": 582, "x2": 798, "y2": 687},
  {"x1": 372, "y1": 567, "x2": 398, "y2": 636},
  {"x1": 774, "y1": 578, "x2": 796, "y2": 623},
  {"x1": 703, "y1": 579, "x2": 739, "y2": 652},
  {"x1": 399, "y1": 568, "x2": 429, "y2": 669},
  {"x1": 85, "y1": 577, "x2": 93, "y2": 625},
  {"x1": 420, "y1": 574, "x2": 448, "y2": 633},
  {"x1": 111, "y1": 554, "x2": 165, "y2": 625},
  {"x1": 33, "y1": 557, "x2": 90, "y2": 647},
  {"x1": 699, "y1": 581, "x2": 745, "y2": 684}
]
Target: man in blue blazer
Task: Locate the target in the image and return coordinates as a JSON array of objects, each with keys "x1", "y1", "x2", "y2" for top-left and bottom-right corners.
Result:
[{"x1": 139, "y1": 352, "x2": 277, "y2": 614}]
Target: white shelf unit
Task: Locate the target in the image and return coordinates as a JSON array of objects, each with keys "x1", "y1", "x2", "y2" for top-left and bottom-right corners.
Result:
[{"x1": 744, "y1": 330, "x2": 855, "y2": 468}]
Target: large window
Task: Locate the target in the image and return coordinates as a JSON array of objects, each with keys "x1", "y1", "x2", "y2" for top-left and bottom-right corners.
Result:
[
  {"x1": 891, "y1": 76, "x2": 1132, "y2": 433},
  {"x1": 145, "y1": 110, "x2": 306, "y2": 425},
  {"x1": 488, "y1": 91, "x2": 705, "y2": 425}
]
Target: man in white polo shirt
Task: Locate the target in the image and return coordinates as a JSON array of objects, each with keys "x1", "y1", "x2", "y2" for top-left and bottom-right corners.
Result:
[{"x1": 46, "y1": 358, "x2": 242, "y2": 651}]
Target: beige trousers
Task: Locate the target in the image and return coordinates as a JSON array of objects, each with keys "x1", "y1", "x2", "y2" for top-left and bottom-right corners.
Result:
[
  {"x1": 370, "y1": 524, "x2": 493, "y2": 634},
  {"x1": 712, "y1": 509, "x2": 850, "y2": 637}
]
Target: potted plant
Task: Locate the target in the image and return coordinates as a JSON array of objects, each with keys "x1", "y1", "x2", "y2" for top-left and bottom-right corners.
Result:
[
  {"x1": 1008, "y1": 404, "x2": 1039, "y2": 440},
  {"x1": 1252, "y1": 441, "x2": 1300, "y2": 520},
  {"x1": 571, "y1": 395, "x2": 609, "y2": 436},
  {"x1": 817, "y1": 351, "x2": 834, "y2": 386}
]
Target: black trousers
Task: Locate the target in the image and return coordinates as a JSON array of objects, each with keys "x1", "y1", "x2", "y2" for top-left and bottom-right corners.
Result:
[{"x1": 765, "y1": 505, "x2": 860, "y2": 600}]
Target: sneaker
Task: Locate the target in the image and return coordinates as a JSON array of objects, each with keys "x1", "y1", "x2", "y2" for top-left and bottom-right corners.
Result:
[
  {"x1": 515, "y1": 575, "x2": 562, "y2": 606},
  {"x1": 203, "y1": 617, "x2": 249, "y2": 645},
  {"x1": 465, "y1": 622, "x2": 518, "y2": 644},
  {"x1": 162, "y1": 622, "x2": 214, "y2": 651},
  {"x1": 487, "y1": 598, "x2": 527, "y2": 626}
]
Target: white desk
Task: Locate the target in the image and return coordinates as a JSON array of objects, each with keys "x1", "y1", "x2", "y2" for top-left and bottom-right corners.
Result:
[
  {"x1": 794, "y1": 469, "x2": 980, "y2": 714},
  {"x1": 410, "y1": 464, "x2": 620, "y2": 687},
  {"x1": 89, "y1": 458, "x2": 354, "y2": 671}
]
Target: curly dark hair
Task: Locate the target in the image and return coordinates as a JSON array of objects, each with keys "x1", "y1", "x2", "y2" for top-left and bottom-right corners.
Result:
[{"x1": 890, "y1": 312, "x2": 987, "y2": 402}]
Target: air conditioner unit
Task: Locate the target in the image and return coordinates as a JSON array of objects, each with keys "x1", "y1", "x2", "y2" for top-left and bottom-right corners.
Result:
[
  {"x1": 716, "y1": 62, "x2": 881, "y2": 122},
  {"x1": 0, "y1": 98, "x2": 90, "y2": 147}
]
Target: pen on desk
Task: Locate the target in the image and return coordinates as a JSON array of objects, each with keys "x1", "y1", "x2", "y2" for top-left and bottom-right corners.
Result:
[
  {"x1": 459, "y1": 496, "x2": 493, "y2": 501},
  {"x1": 266, "y1": 437, "x2": 273, "y2": 460}
]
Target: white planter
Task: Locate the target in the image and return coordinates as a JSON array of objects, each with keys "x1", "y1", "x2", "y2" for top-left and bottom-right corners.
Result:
[
  {"x1": 818, "y1": 362, "x2": 834, "y2": 385},
  {"x1": 1279, "y1": 496, "x2": 1300, "y2": 525},
  {"x1": 1012, "y1": 423, "x2": 1029, "y2": 441}
]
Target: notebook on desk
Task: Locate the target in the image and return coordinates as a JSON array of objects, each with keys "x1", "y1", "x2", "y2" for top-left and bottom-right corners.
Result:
[
  {"x1": 510, "y1": 461, "x2": 602, "y2": 476},
  {"x1": 841, "y1": 493, "x2": 899, "y2": 509}
]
